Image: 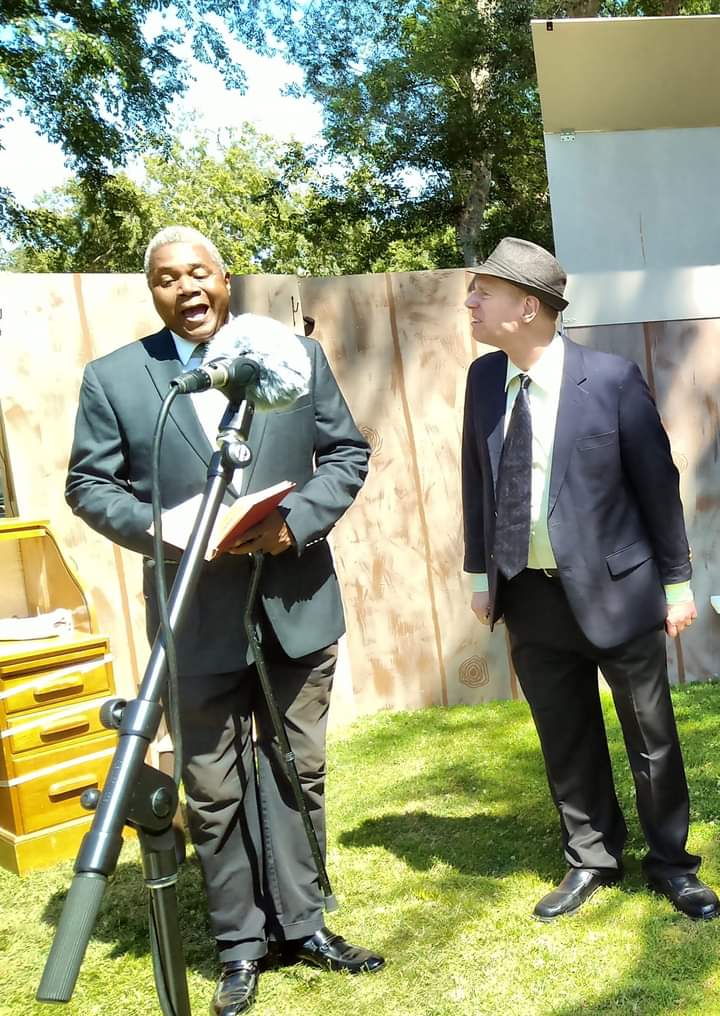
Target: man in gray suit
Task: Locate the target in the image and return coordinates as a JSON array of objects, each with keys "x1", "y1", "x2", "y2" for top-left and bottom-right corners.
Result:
[{"x1": 66, "y1": 226, "x2": 383, "y2": 1016}]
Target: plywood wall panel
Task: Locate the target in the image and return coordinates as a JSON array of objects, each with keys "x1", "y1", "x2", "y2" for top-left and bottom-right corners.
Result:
[
  {"x1": 301, "y1": 270, "x2": 517, "y2": 715},
  {"x1": 646, "y1": 319, "x2": 720, "y2": 682},
  {"x1": 566, "y1": 322, "x2": 648, "y2": 377},
  {"x1": 2, "y1": 269, "x2": 716, "y2": 721},
  {"x1": 0, "y1": 274, "x2": 157, "y2": 699},
  {"x1": 387, "y1": 270, "x2": 515, "y2": 706},
  {"x1": 0, "y1": 272, "x2": 305, "y2": 703},
  {"x1": 301, "y1": 273, "x2": 445, "y2": 715},
  {"x1": 230, "y1": 275, "x2": 301, "y2": 330}
]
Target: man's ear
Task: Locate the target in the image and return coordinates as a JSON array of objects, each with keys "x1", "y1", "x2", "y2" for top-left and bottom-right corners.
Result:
[{"x1": 522, "y1": 294, "x2": 541, "y2": 323}]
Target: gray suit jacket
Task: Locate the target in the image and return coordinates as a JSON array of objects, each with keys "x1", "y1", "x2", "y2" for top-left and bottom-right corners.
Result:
[{"x1": 66, "y1": 327, "x2": 370, "y2": 674}]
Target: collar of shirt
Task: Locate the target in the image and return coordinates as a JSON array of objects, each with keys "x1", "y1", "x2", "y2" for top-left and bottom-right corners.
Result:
[
  {"x1": 170, "y1": 331, "x2": 202, "y2": 366},
  {"x1": 170, "y1": 314, "x2": 235, "y2": 366},
  {"x1": 505, "y1": 331, "x2": 564, "y2": 394}
]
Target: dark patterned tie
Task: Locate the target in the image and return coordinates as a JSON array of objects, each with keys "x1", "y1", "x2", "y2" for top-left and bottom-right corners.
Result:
[
  {"x1": 494, "y1": 373, "x2": 532, "y2": 580},
  {"x1": 187, "y1": 342, "x2": 207, "y2": 368}
]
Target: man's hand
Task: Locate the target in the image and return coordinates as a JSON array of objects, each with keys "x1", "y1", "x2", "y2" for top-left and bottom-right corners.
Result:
[
  {"x1": 471, "y1": 591, "x2": 494, "y2": 625},
  {"x1": 227, "y1": 509, "x2": 294, "y2": 557},
  {"x1": 665, "y1": 599, "x2": 697, "y2": 639}
]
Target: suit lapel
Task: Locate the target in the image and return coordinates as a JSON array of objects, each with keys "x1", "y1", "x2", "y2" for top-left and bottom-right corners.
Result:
[
  {"x1": 240, "y1": 409, "x2": 270, "y2": 492},
  {"x1": 548, "y1": 336, "x2": 588, "y2": 516},
  {"x1": 143, "y1": 329, "x2": 214, "y2": 468},
  {"x1": 479, "y1": 353, "x2": 508, "y2": 489}
]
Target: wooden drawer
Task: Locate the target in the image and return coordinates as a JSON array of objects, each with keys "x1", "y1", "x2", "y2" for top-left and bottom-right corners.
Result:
[
  {"x1": 1, "y1": 734, "x2": 117, "y2": 835},
  {"x1": 1, "y1": 654, "x2": 113, "y2": 716},
  {"x1": 2, "y1": 697, "x2": 111, "y2": 755},
  {"x1": 0, "y1": 636, "x2": 109, "y2": 678}
]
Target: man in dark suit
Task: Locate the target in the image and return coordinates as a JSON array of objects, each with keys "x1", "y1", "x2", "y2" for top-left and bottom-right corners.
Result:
[
  {"x1": 461, "y1": 237, "x2": 718, "y2": 922},
  {"x1": 66, "y1": 226, "x2": 384, "y2": 1015}
]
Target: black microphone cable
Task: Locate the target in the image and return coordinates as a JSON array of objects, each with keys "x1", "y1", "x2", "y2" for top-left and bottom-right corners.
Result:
[
  {"x1": 151, "y1": 389, "x2": 184, "y2": 790},
  {"x1": 150, "y1": 388, "x2": 184, "y2": 1016}
]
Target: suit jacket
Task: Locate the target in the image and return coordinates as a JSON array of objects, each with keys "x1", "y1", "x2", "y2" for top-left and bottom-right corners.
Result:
[
  {"x1": 66, "y1": 327, "x2": 370, "y2": 674},
  {"x1": 462, "y1": 335, "x2": 691, "y2": 649}
]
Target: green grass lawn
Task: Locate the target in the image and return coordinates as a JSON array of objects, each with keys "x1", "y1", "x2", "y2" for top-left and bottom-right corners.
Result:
[{"x1": 4, "y1": 682, "x2": 720, "y2": 1016}]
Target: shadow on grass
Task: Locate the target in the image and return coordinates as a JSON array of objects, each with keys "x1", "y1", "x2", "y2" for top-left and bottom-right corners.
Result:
[
  {"x1": 40, "y1": 852, "x2": 217, "y2": 978},
  {"x1": 332, "y1": 687, "x2": 720, "y2": 1016},
  {"x1": 541, "y1": 885, "x2": 720, "y2": 1016},
  {"x1": 36, "y1": 684, "x2": 720, "y2": 1015},
  {"x1": 341, "y1": 810, "x2": 560, "y2": 881}
]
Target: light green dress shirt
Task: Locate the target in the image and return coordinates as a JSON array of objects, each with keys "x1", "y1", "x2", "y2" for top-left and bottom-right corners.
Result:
[{"x1": 470, "y1": 334, "x2": 691, "y2": 605}]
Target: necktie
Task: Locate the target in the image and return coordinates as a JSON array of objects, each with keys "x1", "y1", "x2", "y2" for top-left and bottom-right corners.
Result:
[
  {"x1": 494, "y1": 373, "x2": 532, "y2": 580},
  {"x1": 185, "y1": 342, "x2": 246, "y2": 495},
  {"x1": 185, "y1": 341, "x2": 224, "y2": 448},
  {"x1": 187, "y1": 342, "x2": 207, "y2": 368}
]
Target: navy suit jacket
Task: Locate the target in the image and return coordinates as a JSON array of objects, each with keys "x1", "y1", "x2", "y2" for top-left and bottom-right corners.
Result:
[
  {"x1": 462, "y1": 335, "x2": 692, "y2": 649},
  {"x1": 66, "y1": 327, "x2": 370, "y2": 674}
]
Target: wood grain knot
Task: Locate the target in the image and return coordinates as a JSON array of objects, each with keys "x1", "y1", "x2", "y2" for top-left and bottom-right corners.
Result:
[{"x1": 459, "y1": 656, "x2": 490, "y2": 688}]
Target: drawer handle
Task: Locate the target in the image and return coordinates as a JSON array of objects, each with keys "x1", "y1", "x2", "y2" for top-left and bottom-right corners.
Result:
[
  {"x1": 48, "y1": 775, "x2": 99, "y2": 799},
  {"x1": 39, "y1": 716, "x2": 91, "y2": 740},
  {"x1": 34, "y1": 677, "x2": 86, "y2": 700}
]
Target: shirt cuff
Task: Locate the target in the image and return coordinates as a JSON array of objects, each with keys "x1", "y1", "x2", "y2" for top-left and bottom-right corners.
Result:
[
  {"x1": 470, "y1": 573, "x2": 489, "y2": 594},
  {"x1": 664, "y1": 581, "x2": 693, "y2": 605}
]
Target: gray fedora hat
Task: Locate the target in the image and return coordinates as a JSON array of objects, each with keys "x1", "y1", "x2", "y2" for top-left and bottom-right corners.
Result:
[{"x1": 468, "y1": 237, "x2": 568, "y2": 311}]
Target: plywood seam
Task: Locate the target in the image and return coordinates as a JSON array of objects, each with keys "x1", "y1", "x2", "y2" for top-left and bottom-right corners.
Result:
[
  {"x1": 72, "y1": 275, "x2": 95, "y2": 364},
  {"x1": 111, "y1": 544, "x2": 141, "y2": 688},
  {"x1": 384, "y1": 273, "x2": 448, "y2": 707}
]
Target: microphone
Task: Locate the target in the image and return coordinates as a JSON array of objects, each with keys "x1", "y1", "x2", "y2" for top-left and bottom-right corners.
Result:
[
  {"x1": 170, "y1": 314, "x2": 312, "y2": 410},
  {"x1": 171, "y1": 357, "x2": 260, "y2": 397}
]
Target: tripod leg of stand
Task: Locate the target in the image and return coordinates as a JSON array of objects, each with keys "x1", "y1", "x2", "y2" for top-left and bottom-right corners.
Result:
[
  {"x1": 139, "y1": 826, "x2": 192, "y2": 1016},
  {"x1": 244, "y1": 552, "x2": 338, "y2": 911}
]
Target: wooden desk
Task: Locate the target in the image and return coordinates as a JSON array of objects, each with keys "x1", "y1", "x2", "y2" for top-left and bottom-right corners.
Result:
[{"x1": 0, "y1": 519, "x2": 119, "y2": 874}]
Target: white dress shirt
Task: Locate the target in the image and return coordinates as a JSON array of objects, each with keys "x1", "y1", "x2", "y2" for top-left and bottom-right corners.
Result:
[{"x1": 171, "y1": 332, "x2": 246, "y2": 496}]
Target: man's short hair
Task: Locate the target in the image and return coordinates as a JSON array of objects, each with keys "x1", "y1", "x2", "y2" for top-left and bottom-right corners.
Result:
[{"x1": 143, "y1": 226, "x2": 227, "y2": 279}]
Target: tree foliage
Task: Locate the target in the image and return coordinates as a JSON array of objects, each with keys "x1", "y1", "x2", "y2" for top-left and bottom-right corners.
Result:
[
  {"x1": 272, "y1": 0, "x2": 720, "y2": 265},
  {"x1": 3, "y1": 127, "x2": 299, "y2": 273},
  {"x1": 0, "y1": 0, "x2": 280, "y2": 173},
  {"x1": 0, "y1": 0, "x2": 281, "y2": 234},
  {"x1": 3, "y1": 1, "x2": 719, "y2": 273},
  {"x1": 2, "y1": 124, "x2": 456, "y2": 275}
]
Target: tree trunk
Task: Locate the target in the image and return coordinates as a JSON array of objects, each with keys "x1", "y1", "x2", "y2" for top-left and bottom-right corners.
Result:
[{"x1": 456, "y1": 156, "x2": 492, "y2": 266}]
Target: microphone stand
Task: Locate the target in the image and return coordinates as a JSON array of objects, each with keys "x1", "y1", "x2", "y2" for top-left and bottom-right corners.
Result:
[
  {"x1": 37, "y1": 394, "x2": 335, "y2": 1014},
  {"x1": 243, "y1": 556, "x2": 337, "y2": 912}
]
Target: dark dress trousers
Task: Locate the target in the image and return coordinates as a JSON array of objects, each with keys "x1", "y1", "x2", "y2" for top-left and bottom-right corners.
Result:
[
  {"x1": 66, "y1": 327, "x2": 370, "y2": 959},
  {"x1": 462, "y1": 335, "x2": 699, "y2": 878}
]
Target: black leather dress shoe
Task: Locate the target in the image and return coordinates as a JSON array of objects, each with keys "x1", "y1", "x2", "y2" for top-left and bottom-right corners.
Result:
[
  {"x1": 533, "y1": 868, "x2": 622, "y2": 922},
  {"x1": 211, "y1": 960, "x2": 259, "y2": 1016},
  {"x1": 290, "y1": 926, "x2": 385, "y2": 973},
  {"x1": 647, "y1": 874, "x2": 720, "y2": 920}
]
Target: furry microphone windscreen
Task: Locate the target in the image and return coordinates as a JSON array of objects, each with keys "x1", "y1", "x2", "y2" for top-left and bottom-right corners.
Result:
[{"x1": 207, "y1": 313, "x2": 312, "y2": 411}]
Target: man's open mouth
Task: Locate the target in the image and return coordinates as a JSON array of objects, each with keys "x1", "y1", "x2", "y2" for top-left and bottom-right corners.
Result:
[{"x1": 181, "y1": 305, "x2": 209, "y2": 322}]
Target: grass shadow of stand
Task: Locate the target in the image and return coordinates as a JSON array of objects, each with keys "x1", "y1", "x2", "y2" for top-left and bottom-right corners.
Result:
[{"x1": 40, "y1": 850, "x2": 217, "y2": 980}]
